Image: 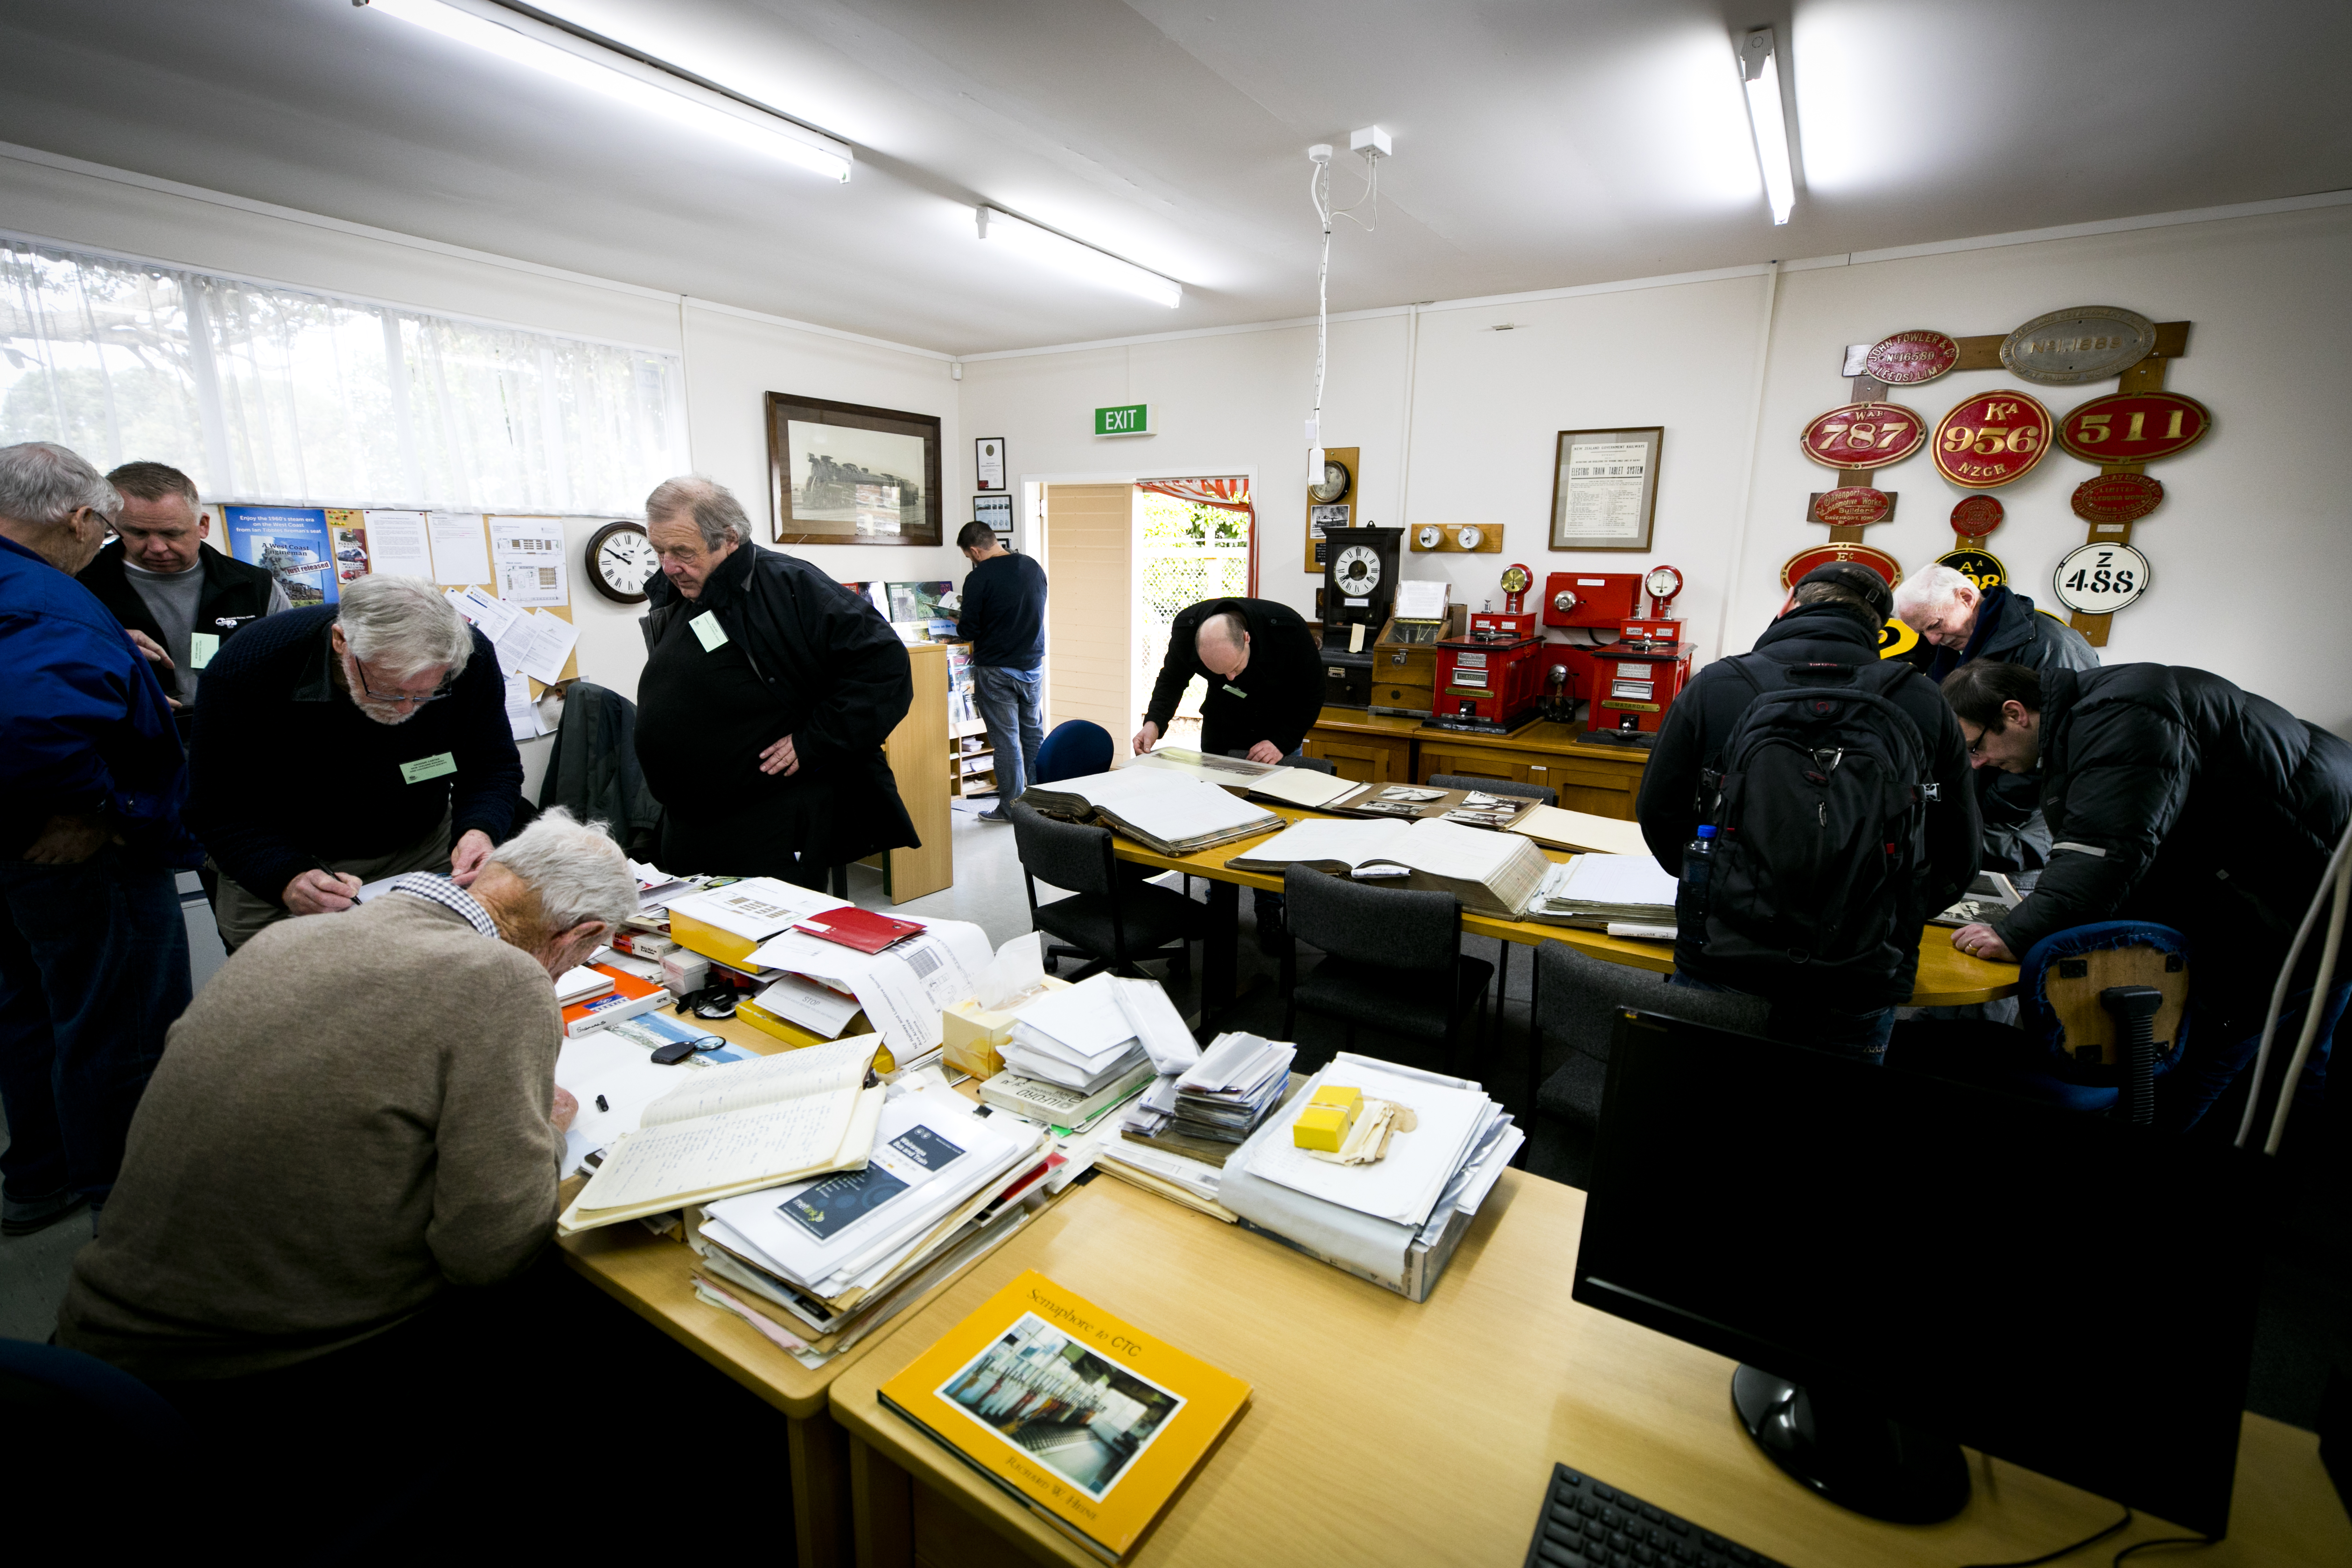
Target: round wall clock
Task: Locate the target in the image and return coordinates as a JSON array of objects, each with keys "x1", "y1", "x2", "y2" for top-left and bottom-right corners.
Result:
[
  {"x1": 1309, "y1": 459, "x2": 1352, "y2": 505},
  {"x1": 1455, "y1": 525, "x2": 1484, "y2": 550},
  {"x1": 1334, "y1": 543, "x2": 1382, "y2": 595},
  {"x1": 1416, "y1": 526, "x2": 1443, "y2": 549},
  {"x1": 2052, "y1": 542, "x2": 2151, "y2": 614},
  {"x1": 586, "y1": 520, "x2": 660, "y2": 604},
  {"x1": 1643, "y1": 565, "x2": 1684, "y2": 613}
]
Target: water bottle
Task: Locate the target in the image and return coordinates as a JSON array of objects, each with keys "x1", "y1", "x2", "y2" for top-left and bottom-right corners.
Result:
[{"x1": 1677, "y1": 824, "x2": 1716, "y2": 931}]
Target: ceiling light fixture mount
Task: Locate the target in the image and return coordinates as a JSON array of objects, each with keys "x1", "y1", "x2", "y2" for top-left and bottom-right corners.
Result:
[
  {"x1": 1738, "y1": 26, "x2": 1796, "y2": 226},
  {"x1": 973, "y1": 207, "x2": 1182, "y2": 309},
  {"x1": 1305, "y1": 128, "x2": 1390, "y2": 484},
  {"x1": 354, "y1": 0, "x2": 853, "y2": 182}
]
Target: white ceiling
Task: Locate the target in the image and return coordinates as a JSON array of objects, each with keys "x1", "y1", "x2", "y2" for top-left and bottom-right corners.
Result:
[{"x1": 2, "y1": 0, "x2": 2346, "y2": 355}]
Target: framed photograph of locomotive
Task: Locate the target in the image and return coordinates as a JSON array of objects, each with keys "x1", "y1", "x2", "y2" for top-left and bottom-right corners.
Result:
[
  {"x1": 765, "y1": 392, "x2": 943, "y2": 547},
  {"x1": 1548, "y1": 426, "x2": 1663, "y2": 551}
]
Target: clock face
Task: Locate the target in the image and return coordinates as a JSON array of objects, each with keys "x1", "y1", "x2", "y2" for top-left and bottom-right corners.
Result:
[
  {"x1": 1455, "y1": 525, "x2": 1483, "y2": 551},
  {"x1": 1499, "y1": 564, "x2": 1531, "y2": 594},
  {"x1": 1334, "y1": 544, "x2": 1382, "y2": 595},
  {"x1": 1309, "y1": 459, "x2": 1353, "y2": 505},
  {"x1": 1417, "y1": 526, "x2": 1442, "y2": 549},
  {"x1": 1644, "y1": 565, "x2": 1683, "y2": 600},
  {"x1": 588, "y1": 522, "x2": 660, "y2": 604}
]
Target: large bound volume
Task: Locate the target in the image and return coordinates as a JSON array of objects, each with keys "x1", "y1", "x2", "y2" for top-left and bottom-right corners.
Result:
[{"x1": 878, "y1": 1269, "x2": 1250, "y2": 1563}]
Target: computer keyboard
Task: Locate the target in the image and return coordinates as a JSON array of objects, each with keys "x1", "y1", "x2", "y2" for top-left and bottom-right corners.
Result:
[{"x1": 1524, "y1": 1463, "x2": 1786, "y2": 1568}]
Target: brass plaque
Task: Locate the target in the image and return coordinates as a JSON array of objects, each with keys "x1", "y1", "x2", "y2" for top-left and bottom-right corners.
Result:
[{"x1": 2000, "y1": 306, "x2": 2157, "y2": 385}]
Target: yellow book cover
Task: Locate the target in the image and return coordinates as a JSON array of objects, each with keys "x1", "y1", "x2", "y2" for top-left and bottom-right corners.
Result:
[{"x1": 877, "y1": 1269, "x2": 1250, "y2": 1563}]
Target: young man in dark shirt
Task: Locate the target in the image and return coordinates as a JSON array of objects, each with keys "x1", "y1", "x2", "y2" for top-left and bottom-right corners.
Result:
[{"x1": 951, "y1": 522, "x2": 1048, "y2": 822}]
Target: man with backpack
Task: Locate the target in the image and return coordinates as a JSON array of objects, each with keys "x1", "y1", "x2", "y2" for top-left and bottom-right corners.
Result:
[{"x1": 1637, "y1": 565, "x2": 1980, "y2": 1060}]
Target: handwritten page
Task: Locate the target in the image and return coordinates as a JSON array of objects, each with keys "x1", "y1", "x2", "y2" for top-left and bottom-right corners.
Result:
[
  {"x1": 640, "y1": 1035, "x2": 877, "y2": 1127},
  {"x1": 427, "y1": 512, "x2": 491, "y2": 584},
  {"x1": 577, "y1": 1094, "x2": 861, "y2": 1212}
]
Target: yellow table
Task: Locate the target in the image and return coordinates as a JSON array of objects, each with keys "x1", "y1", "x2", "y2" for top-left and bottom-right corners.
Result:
[{"x1": 829, "y1": 1174, "x2": 2351, "y2": 1568}]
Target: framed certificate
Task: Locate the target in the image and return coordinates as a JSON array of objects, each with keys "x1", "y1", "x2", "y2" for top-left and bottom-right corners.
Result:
[
  {"x1": 1548, "y1": 427, "x2": 1663, "y2": 552},
  {"x1": 974, "y1": 437, "x2": 1007, "y2": 491}
]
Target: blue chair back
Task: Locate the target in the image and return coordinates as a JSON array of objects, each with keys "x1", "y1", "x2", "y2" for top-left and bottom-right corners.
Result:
[
  {"x1": 1035, "y1": 720, "x2": 1113, "y2": 784},
  {"x1": 2017, "y1": 921, "x2": 2191, "y2": 1085}
]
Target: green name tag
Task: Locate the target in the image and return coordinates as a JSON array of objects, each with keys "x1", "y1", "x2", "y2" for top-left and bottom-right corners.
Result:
[
  {"x1": 399, "y1": 752, "x2": 458, "y2": 785},
  {"x1": 690, "y1": 612, "x2": 730, "y2": 651},
  {"x1": 1222, "y1": 683, "x2": 1247, "y2": 698},
  {"x1": 188, "y1": 631, "x2": 220, "y2": 670}
]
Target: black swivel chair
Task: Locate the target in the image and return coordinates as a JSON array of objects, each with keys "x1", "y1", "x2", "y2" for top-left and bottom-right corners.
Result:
[
  {"x1": 1010, "y1": 802, "x2": 1202, "y2": 981},
  {"x1": 1280, "y1": 865, "x2": 1494, "y2": 1074},
  {"x1": 1527, "y1": 939, "x2": 1770, "y2": 1134}
]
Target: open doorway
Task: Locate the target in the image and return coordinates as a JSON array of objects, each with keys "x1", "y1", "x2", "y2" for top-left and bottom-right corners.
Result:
[{"x1": 1133, "y1": 476, "x2": 1254, "y2": 749}]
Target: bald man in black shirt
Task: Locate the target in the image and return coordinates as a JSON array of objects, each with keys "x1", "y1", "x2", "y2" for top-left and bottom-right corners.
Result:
[{"x1": 1132, "y1": 598, "x2": 1323, "y2": 764}]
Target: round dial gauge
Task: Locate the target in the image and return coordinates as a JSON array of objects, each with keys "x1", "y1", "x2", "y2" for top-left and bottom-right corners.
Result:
[
  {"x1": 586, "y1": 520, "x2": 659, "y2": 604},
  {"x1": 1309, "y1": 458, "x2": 1352, "y2": 505},
  {"x1": 1416, "y1": 526, "x2": 1442, "y2": 549},
  {"x1": 1333, "y1": 544, "x2": 1382, "y2": 595},
  {"x1": 1552, "y1": 589, "x2": 1580, "y2": 614},
  {"x1": 1454, "y1": 525, "x2": 1483, "y2": 550},
  {"x1": 1499, "y1": 563, "x2": 1532, "y2": 595},
  {"x1": 1643, "y1": 565, "x2": 1684, "y2": 602}
]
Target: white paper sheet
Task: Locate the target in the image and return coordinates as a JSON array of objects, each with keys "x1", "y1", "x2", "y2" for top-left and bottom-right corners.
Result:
[
  {"x1": 1238, "y1": 1062, "x2": 1491, "y2": 1227},
  {"x1": 509, "y1": 609, "x2": 578, "y2": 685},
  {"x1": 1396, "y1": 580, "x2": 1448, "y2": 620},
  {"x1": 504, "y1": 671, "x2": 543, "y2": 740},
  {"x1": 489, "y1": 517, "x2": 570, "y2": 607},
  {"x1": 360, "y1": 510, "x2": 434, "y2": 580},
  {"x1": 427, "y1": 512, "x2": 491, "y2": 584},
  {"x1": 672, "y1": 879, "x2": 851, "y2": 942}
]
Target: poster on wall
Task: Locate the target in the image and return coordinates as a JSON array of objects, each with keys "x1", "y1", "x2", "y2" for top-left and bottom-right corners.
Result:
[
  {"x1": 360, "y1": 510, "x2": 435, "y2": 580},
  {"x1": 766, "y1": 392, "x2": 943, "y2": 547},
  {"x1": 1548, "y1": 427, "x2": 1662, "y2": 551},
  {"x1": 223, "y1": 505, "x2": 337, "y2": 607},
  {"x1": 489, "y1": 516, "x2": 570, "y2": 608},
  {"x1": 427, "y1": 512, "x2": 492, "y2": 584}
]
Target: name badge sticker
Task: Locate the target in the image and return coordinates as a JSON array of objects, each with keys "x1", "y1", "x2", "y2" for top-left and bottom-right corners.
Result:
[
  {"x1": 400, "y1": 752, "x2": 458, "y2": 785},
  {"x1": 188, "y1": 631, "x2": 221, "y2": 670},
  {"x1": 690, "y1": 612, "x2": 730, "y2": 651},
  {"x1": 1221, "y1": 683, "x2": 1247, "y2": 698}
]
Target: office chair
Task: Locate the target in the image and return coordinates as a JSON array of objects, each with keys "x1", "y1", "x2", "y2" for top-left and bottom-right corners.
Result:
[
  {"x1": 1886, "y1": 921, "x2": 2190, "y2": 1123},
  {"x1": 0, "y1": 1338, "x2": 187, "y2": 1537},
  {"x1": 1423, "y1": 774, "x2": 1559, "y2": 1020},
  {"x1": 1280, "y1": 864, "x2": 1493, "y2": 1075},
  {"x1": 1033, "y1": 719, "x2": 1114, "y2": 786},
  {"x1": 1010, "y1": 802, "x2": 1201, "y2": 981}
]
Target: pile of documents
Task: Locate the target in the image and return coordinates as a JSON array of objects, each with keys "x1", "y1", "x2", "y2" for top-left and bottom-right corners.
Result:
[
  {"x1": 1098, "y1": 1034, "x2": 1299, "y2": 1223},
  {"x1": 1217, "y1": 1052, "x2": 1523, "y2": 1301},
  {"x1": 1000, "y1": 972, "x2": 1198, "y2": 1096},
  {"x1": 1527, "y1": 854, "x2": 1680, "y2": 937},
  {"x1": 689, "y1": 1082, "x2": 1058, "y2": 1366},
  {"x1": 1017, "y1": 766, "x2": 1282, "y2": 856}
]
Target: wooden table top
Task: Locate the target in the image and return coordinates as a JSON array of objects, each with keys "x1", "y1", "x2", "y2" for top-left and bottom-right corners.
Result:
[
  {"x1": 1113, "y1": 803, "x2": 2020, "y2": 1006},
  {"x1": 1311, "y1": 707, "x2": 1656, "y2": 765},
  {"x1": 829, "y1": 1174, "x2": 2347, "y2": 1568}
]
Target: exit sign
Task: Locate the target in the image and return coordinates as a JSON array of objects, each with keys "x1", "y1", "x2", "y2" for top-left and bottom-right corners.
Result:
[{"x1": 1093, "y1": 403, "x2": 1152, "y2": 437}]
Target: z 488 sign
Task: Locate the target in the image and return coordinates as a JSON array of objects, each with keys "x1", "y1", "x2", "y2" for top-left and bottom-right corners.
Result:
[{"x1": 2051, "y1": 542, "x2": 2151, "y2": 615}]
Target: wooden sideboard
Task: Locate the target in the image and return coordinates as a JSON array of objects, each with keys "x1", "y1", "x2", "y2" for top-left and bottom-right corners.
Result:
[{"x1": 1301, "y1": 709, "x2": 1651, "y2": 819}]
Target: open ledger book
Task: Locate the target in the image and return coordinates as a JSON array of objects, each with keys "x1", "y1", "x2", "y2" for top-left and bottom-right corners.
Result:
[
  {"x1": 1019, "y1": 766, "x2": 1281, "y2": 855},
  {"x1": 1127, "y1": 747, "x2": 1367, "y2": 811},
  {"x1": 1505, "y1": 804, "x2": 1653, "y2": 857},
  {"x1": 1227, "y1": 815, "x2": 1549, "y2": 917},
  {"x1": 557, "y1": 1036, "x2": 887, "y2": 1234}
]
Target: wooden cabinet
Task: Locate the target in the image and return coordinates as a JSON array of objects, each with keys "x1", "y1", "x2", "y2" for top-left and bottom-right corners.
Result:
[
  {"x1": 878, "y1": 642, "x2": 953, "y2": 902},
  {"x1": 1302, "y1": 708, "x2": 1419, "y2": 786},
  {"x1": 1414, "y1": 720, "x2": 1651, "y2": 820}
]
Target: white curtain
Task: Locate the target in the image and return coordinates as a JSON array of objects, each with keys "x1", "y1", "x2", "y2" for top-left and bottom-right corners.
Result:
[{"x1": 0, "y1": 238, "x2": 687, "y2": 514}]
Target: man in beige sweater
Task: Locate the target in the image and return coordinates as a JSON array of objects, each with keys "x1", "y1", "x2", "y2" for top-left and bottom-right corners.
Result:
[{"x1": 58, "y1": 808, "x2": 634, "y2": 1384}]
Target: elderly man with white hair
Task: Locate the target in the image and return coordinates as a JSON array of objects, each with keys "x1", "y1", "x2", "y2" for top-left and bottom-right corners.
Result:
[
  {"x1": 1892, "y1": 563, "x2": 2098, "y2": 871},
  {"x1": 0, "y1": 441, "x2": 197, "y2": 1237},
  {"x1": 634, "y1": 474, "x2": 917, "y2": 889},
  {"x1": 188, "y1": 569, "x2": 525, "y2": 950},
  {"x1": 56, "y1": 810, "x2": 632, "y2": 1520}
]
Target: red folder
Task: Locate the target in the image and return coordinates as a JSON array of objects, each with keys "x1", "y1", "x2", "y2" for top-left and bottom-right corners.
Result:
[{"x1": 793, "y1": 906, "x2": 924, "y2": 954}]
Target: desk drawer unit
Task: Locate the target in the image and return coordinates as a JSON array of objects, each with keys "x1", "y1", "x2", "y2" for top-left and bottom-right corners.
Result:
[
  {"x1": 1303, "y1": 727, "x2": 1411, "y2": 785},
  {"x1": 1416, "y1": 740, "x2": 1646, "y2": 819}
]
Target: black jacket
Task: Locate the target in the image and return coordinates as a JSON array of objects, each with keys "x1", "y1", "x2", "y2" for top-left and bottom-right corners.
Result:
[
  {"x1": 77, "y1": 540, "x2": 280, "y2": 730},
  {"x1": 539, "y1": 681, "x2": 662, "y2": 861},
  {"x1": 1990, "y1": 664, "x2": 2352, "y2": 1039},
  {"x1": 638, "y1": 544, "x2": 917, "y2": 866},
  {"x1": 1638, "y1": 604, "x2": 1980, "y2": 998},
  {"x1": 1927, "y1": 586, "x2": 2100, "y2": 869},
  {"x1": 190, "y1": 608, "x2": 523, "y2": 905},
  {"x1": 1144, "y1": 597, "x2": 1324, "y2": 758}
]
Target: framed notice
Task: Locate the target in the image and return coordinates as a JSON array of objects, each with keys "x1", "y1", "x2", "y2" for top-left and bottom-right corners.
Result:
[
  {"x1": 973, "y1": 492, "x2": 1012, "y2": 531},
  {"x1": 1550, "y1": 427, "x2": 1662, "y2": 551},
  {"x1": 974, "y1": 437, "x2": 1007, "y2": 491},
  {"x1": 766, "y1": 392, "x2": 942, "y2": 547}
]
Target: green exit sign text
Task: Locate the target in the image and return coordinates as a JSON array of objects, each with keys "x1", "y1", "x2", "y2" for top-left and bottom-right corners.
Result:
[{"x1": 1093, "y1": 403, "x2": 1153, "y2": 437}]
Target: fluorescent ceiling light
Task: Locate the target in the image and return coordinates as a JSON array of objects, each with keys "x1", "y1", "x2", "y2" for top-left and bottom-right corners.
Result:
[
  {"x1": 359, "y1": 0, "x2": 852, "y2": 182},
  {"x1": 1739, "y1": 27, "x2": 1795, "y2": 225},
  {"x1": 975, "y1": 207, "x2": 1182, "y2": 309}
]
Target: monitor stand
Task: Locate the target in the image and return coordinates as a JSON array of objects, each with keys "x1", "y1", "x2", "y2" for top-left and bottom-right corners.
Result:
[{"x1": 1731, "y1": 1366, "x2": 1969, "y2": 1525}]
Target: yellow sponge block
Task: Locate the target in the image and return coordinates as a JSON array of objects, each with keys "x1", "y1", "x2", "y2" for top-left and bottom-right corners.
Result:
[{"x1": 1292, "y1": 1084, "x2": 1363, "y2": 1152}]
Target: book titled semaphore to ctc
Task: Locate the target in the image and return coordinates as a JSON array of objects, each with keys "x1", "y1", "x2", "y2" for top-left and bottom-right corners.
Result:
[{"x1": 878, "y1": 1270, "x2": 1250, "y2": 1564}]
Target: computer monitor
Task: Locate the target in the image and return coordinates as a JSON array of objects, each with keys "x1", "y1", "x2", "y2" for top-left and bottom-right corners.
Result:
[{"x1": 1573, "y1": 1009, "x2": 2269, "y2": 1537}]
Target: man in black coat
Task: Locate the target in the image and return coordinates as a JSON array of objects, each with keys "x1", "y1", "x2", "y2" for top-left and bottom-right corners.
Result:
[
  {"x1": 634, "y1": 477, "x2": 917, "y2": 890},
  {"x1": 1134, "y1": 597, "x2": 1323, "y2": 763},
  {"x1": 1939, "y1": 659, "x2": 2352, "y2": 1130},
  {"x1": 1638, "y1": 565, "x2": 1980, "y2": 1058}
]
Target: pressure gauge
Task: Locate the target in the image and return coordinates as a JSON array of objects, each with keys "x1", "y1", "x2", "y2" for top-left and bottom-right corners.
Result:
[
  {"x1": 1309, "y1": 458, "x2": 1352, "y2": 505},
  {"x1": 1334, "y1": 544, "x2": 1382, "y2": 595},
  {"x1": 1417, "y1": 526, "x2": 1442, "y2": 549},
  {"x1": 1643, "y1": 564, "x2": 1684, "y2": 617},
  {"x1": 1455, "y1": 525, "x2": 1484, "y2": 551},
  {"x1": 1553, "y1": 588, "x2": 1580, "y2": 615}
]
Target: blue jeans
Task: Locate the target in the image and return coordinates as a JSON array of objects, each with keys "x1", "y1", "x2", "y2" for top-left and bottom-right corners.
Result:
[
  {"x1": 972, "y1": 665, "x2": 1044, "y2": 804},
  {"x1": 1670, "y1": 973, "x2": 1895, "y2": 1063},
  {"x1": 0, "y1": 851, "x2": 191, "y2": 1203},
  {"x1": 2162, "y1": 981, "x2": 2348, "y2": 1133}
]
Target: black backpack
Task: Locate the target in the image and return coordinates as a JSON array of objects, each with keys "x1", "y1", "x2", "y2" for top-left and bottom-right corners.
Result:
[{"x1": 1682, "y1": 658, "x2": 1935, "y2": 998}]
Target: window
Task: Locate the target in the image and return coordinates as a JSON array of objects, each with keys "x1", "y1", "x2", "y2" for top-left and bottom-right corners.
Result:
[{"x1": 0, "y1": 237, "x2": 686, "y2": 513}]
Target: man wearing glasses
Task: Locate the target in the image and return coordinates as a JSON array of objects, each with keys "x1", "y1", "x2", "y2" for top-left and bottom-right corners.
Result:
[{"x1": 190, "y1": 573, "x2": 524, "y2": 952}]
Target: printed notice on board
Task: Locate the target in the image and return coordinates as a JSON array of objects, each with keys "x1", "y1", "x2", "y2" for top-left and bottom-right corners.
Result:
[
  {"x1": 428, "y1": 513, "x2": 491, "y2": 585},
  {"x1": 361, "y1": 511, "x2": 435, "y2": 581},
  {"x1": 490, "y1": 518, "x2": 569, "y2": 607},
  {"x1": 1562, "y1": 441, "x2": 1649, "y2": 540}
]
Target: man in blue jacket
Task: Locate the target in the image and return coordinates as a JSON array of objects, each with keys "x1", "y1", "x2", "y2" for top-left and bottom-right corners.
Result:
[{"x1": 0, "y1": 442, "x2": 198, "y2": 1236}]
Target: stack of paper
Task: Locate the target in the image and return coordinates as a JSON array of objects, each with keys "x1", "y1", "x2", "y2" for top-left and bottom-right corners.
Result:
[
  {"x1": 1168, "y1": 1031, "x2": 1296, "y2": 1144},
  {"x1": 744, "y1": 913, "x2": 996, "y2": 1075},
  {"x1": 1217, "y1": 1052, "x2": 1523, "y2": 1299},
  {"x1": 1527, "y1": 854, "x2": 1680, "y2": 933},
  {"x1": 1018, "y1": 766, "x2": 1282, "y2": 856},
  {"x1": 1001, "y1": 973, "x2": 1155, "y2": 1093},
  {"x1": 692, "y1": 1086, "x2": 1056, "y2": 1366}
]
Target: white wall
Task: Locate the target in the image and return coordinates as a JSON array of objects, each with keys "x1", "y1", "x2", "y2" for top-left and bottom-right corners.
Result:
[{"x1": 963, "y1": 200, "x2": 2352, "y2": 737}]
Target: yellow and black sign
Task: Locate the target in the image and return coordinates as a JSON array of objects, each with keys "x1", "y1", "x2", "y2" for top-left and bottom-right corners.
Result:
[
  {"x1": 1936, "y1": 548, "x2": 2008, "y2": 593},
  {"x1": 1877, "y1": 616, "x2": 1920, "y2": 661}
]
